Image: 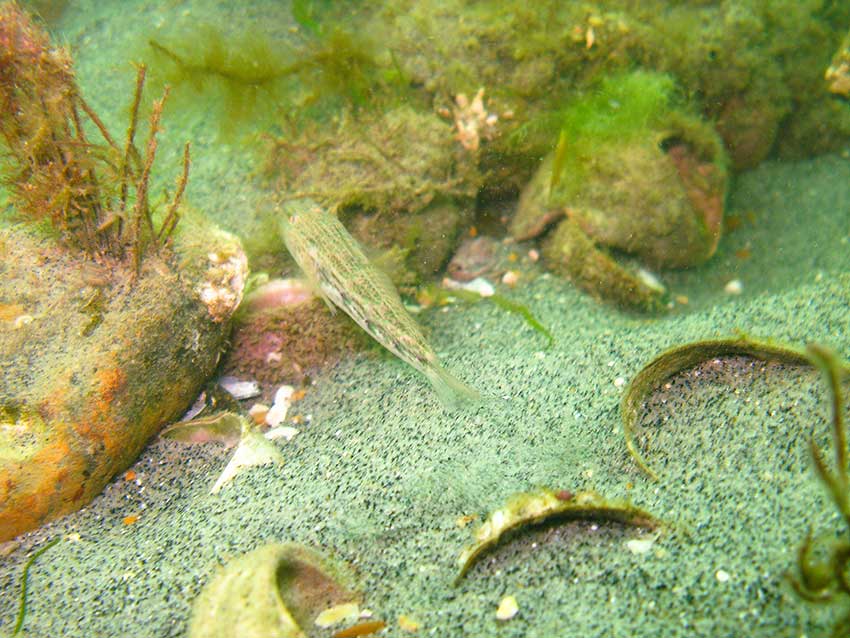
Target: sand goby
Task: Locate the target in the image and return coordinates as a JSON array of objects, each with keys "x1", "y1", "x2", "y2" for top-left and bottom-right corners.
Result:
[{"x1": 280, "y1": 199, "x2": 480, "y2": 408}]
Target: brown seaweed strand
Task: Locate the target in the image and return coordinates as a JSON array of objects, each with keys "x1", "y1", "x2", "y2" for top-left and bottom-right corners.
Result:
[
  {"x1": 120, "y1": 64, "x2": 146, "y2": 224},
  {"x1": 807, "y1": 344, "x2": 850, "y2": 524},
  {"x1": 65, "y1": 101, "x2": 101, "y2": 253},
  {"x1": 131, "y1": 85, "x2": 169, "y2": 273},
  {"x1": 158, "y1": 140, "x2": 190, "y2": 243},
  {"x1": 77, "y1": 93, "x2": 119, "y2": 152}
]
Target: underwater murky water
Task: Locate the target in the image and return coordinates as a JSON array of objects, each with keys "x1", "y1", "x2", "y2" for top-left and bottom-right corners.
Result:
[{"x1": 1, "y1": 1, "x2": 850, "y2": 637}]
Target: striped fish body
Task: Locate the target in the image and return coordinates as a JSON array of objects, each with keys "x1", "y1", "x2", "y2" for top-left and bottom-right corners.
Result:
[{"x1": 280, "y1": 199, "x2": 479, "y2": 408}]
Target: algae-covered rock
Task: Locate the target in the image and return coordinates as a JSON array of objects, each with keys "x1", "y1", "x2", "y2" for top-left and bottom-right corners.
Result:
[
  {"x1": 508, "y1": 71, "x2": 726, "y2": 311},
  {"x1": 222, "y1": 279, "x2": 369, "y2": 388},
  {"x1": 189, "y1": 543, "x2": 357, "y2": 638},
  {"x1": 0, "y1": 2, "x2": 248, "y2": 541},
  {"x1": 540, "y1": 218, "x2": 667, "y2": 313},
  {"x1": 377, "y1": 1, "x2": 850, "y2": 174},
  {"x1": 270, "y1": 106, "x2": 479, "y2": 284},
  {"x1": 0, "y1": 218, "x2": 245, "y2": 541}
]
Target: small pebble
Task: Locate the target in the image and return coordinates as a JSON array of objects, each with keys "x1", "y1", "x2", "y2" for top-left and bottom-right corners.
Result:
[
  {"x1": 636, "y1": 268, "x2": 665, "y2": 293},
  {"x1": 496, "y1": 595, "x2": 519, "y2": 620},
  {"x1": 724, "y1": 279, "x2": 743, "y2": 295},
  {"x1": 264, "y1": 426, "x2": 299, "y2": 441},
  {"x1": 315, "y1": 603, "x2": 360, "y2": 628},
  {"x1": 501, "y1": 270, "x2": 520, "y2": 286},
  {"x1": 248, "y1": 403, "x2": 270, "y2": 425},
  {"x1": 443, "y1": 276, "x2": 495, "y2": 297},
  {"x1": 13, "y1": 314, "x2": 33, "y2": 328},
  {"x1": 398, "y1": 615, "x2": 421, "y2": 632},
  {"x1": 625, "y1": 535, "x2": 656, "y2": 555}
]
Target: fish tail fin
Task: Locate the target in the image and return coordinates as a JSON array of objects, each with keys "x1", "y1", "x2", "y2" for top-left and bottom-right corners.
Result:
[{"x1": 424, "y1": 364, "x2": 481, "y2": 410}]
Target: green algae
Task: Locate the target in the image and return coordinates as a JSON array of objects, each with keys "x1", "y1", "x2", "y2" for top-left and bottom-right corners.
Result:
[
  {"x1": 427, "y1": 285, "x2": 554, "y2": 349},
  {"x1": 550, "y1": 70, "x2": 677, "y2": 190},
  {"x1": 12, "y1": 537, "x2": 60, "y2": 636},
  {"x1": 142, "y1": 13, "x2": 399, "y2": 140}
]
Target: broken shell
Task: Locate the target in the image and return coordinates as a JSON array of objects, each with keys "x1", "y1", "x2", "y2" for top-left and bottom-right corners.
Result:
[
  {"x1": 161, "y1": 413, "x2": 287, "y2": 493},
  {"x1": 219, "y1": 376, "x2": 261, "y2": 400},
  {"x1": 621, "y1": 335, "x2": 812, "y2": 480},
  {"x1": 189, "y1": 543, "x2": 357, "y2": 638},
  {"x1": 160, "y1": 412, "x2": 243, "y2": 447},
  {"x1": 455, "y1": 488, "x2": 661, "y2": 583},
  {"x1": 266, "y1": 385, "x2": 295, "y2": 427},
  {"x1": 210, "y1": 426, "x2": 284, "y2": 494}
]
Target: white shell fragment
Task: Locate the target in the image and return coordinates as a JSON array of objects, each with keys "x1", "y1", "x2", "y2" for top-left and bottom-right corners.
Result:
[
  {"x1": 218, "y1": 376, "x2": 262, "y2": 400},
  {"x1": 265, "y1": 385, "x2": 295, "y2": 427},
  {"x1": 501, "y1": 270, "x2": 520, "y2": 286},
  {"x1": 211, "y1": 424, "x2": 284, "y2": 494},
  {"x1": 264, "y1": 426, "x2": 299, "y2": 441},
  {"x1": 496, "y1": 595, "x2": 519, "y2": 621},
  {"x1": 636, "y1": 268, "x2": 666, "y2": 294},
  {"x1": 443, "y1": 276, "x2": 495, "y2": 297},
  {"x1": 180, "y1": 392, "x2": 208, "y2": 421},
  {"x1": 625, "y1": 533, "x2": 658, "y2": 555},
  {"x1": 248, "y1": 403, "x2": 270, "y2": 424}
]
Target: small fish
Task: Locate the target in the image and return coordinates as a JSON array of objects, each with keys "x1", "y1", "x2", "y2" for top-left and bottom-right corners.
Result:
[{"x1": 280, "y1": 199, "x2": 480, "y2": 408}]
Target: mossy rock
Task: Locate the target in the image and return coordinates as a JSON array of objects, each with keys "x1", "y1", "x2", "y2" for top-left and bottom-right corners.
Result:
[
  {"x1": 271, "y1": 106, "x2": 478, "y2": 283},
  {"x1": 0, "y1": 216, "x2": 246, "y2": 541}
]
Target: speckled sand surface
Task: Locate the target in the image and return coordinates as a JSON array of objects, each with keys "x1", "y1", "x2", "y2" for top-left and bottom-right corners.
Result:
[{"x1": 1, "y1": 2, "x2": 850, "y2": 637}]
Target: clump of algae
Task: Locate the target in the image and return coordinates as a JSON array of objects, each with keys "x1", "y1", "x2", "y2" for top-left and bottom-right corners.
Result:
[
  {"x1": 141, "y1": 8, "x2": 401, "y2": 140},
  {"x1": 0, "y1": 1, "x2": 187, "y2": 269}
]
